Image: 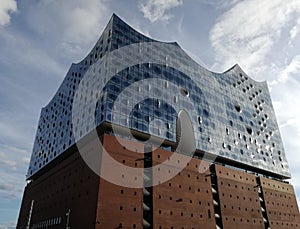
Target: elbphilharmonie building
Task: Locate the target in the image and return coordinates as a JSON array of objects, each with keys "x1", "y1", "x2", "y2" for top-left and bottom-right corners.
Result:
[{"x1": 18, "y1": 14, "x2": 300, "y2": 229}]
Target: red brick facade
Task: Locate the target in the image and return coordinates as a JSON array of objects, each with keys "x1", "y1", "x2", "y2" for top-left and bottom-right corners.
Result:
[{"x1": 17, "y1": 134, "x2": 300, "y2": 228}]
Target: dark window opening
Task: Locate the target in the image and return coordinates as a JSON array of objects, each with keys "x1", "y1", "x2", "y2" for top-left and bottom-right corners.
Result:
[
  {"x1": 246, "y1": 126, "x2": 253, "y2": 135},
  {"x1": 235, "y1": 104, "x2": 241, "y2": 112},
  {"x1": 179, "y1": 86, "x2": 189, "y2": 97}
]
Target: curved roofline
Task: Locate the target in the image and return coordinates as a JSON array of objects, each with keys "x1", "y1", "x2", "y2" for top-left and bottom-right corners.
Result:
[
  {"x1": 108, "y1": 13, "x2": 180, "y2": 48},
  {"x1": 73, "y1": 13, "x2": 181, "y2": 66},
  {"x1": 41, "y1": 14, "x2": 182, "y2": 110},
  {"x1": 41, "y1": 63, "x2": 77, "y2": 110},
  {"x1": 222, "y1": 63, "x2": 267, "y2": 84},
  {"x1": 41, "y1": 13, "x2": 267, "y2": 110}
]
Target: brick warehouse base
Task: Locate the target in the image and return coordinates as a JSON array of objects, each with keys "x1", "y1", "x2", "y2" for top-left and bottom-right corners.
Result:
[{"x1": 17, "y1": 134, "x2": 300, "y2": 229}]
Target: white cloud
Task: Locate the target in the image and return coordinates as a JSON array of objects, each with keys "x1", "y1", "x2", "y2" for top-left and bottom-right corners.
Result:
[
  {"x1": 0, "y1": 0, "x2": 17, "y2": 26},
  {"x1": 209, "y1": 0, "x2": 300, "y2": 74},
  {"x1": 0, "y1": 144, "x2": 29, "y2": 168},
  {"x1": 139, "y1": 0, "x2": 183, "y2": 23},
  {"x1": 269, "y1": 55, "x2": 300, "y2": 86},
  {"x1": 0, "y1": 160, "x2": 16, "y2": 169},
  {"x1": 0, "y1": 27, "x2": 66, "y2": 78},
  {"x1": 26, "y1": 0, "x2": 110, "y2": 59},
  {"x1": 278, "y1": 55, "x2": 300, "y2": 83},
  {"x1": 0, "y1": 114, "x2": 34, "y2": 149},
  {"x1": 0, "y1": 222, "x2": 15, "y2": 229},
  {"x1": 0, "y1": 144, "x2": 29, "y2": 201},
  {"x1": 0, "y1": 0, "x2": 111, "y2": 85},
  {"x1": 289, "y1": 18, "x2": 300, "y2": 44},
  {"x1": 22, "y1": 157, "x2": 30, "y2": 164},
  {"x1": 0, "y1": 184, "x2": 14, "y2": 191}
]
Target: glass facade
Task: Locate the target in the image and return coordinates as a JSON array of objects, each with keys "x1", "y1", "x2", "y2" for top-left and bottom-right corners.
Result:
[{"x1": 27, "y1": 14, "x2": 291, "y2": 179}]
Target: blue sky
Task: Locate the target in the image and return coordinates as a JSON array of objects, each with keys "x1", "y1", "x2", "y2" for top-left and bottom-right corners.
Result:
[{"x1": 0, "y1": 0, "x2": 300, "y2": 227}]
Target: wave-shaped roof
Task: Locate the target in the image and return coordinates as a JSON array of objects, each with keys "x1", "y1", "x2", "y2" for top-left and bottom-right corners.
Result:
[{"x1": 27, "y1": 14, "x2": 290, "y2": 179}]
